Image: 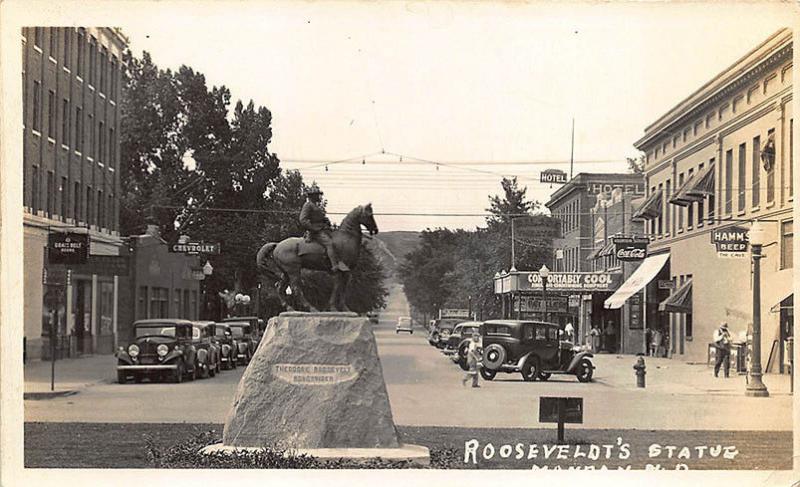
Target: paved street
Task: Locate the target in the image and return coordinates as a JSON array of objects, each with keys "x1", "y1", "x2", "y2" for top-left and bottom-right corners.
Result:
[{"x1": 25, "y1": 285, "x2": 792, "y2": 431}]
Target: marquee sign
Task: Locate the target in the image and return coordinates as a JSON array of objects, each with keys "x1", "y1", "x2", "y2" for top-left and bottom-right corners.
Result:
[
  {"x1": 711, "y1": 225, "x2": 749, "y2": 258},
  {"x1": 612, "y1": 236, "x2": 649, "y2": 261}
]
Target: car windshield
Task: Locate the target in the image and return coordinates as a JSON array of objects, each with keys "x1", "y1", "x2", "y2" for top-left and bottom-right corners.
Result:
[
  {"x1": 215, "y1": 327, "x2": 229, "y2": 337},
  {"x1": 230, "y1": 325, "x2": 250, "y2": 337},
  {"x1": 134, "y1": 324, "x2": 190, "y2": 339}
]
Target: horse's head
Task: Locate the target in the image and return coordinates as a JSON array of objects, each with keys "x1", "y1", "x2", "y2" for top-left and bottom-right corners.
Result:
[{"x1": 360, "y1": 203, "x2": 379, "y2": 235}]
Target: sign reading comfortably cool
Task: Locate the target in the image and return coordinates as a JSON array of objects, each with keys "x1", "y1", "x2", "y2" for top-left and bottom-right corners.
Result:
[
  {"x1": 272, "y1": 364, "x2": 357, "y2": 385},
  {"x1": 524, "y1": 272, "x2": 623, "y2": 292},
  {"x1": 711, "y1": 225, "x2": 749, "y2": 258}
]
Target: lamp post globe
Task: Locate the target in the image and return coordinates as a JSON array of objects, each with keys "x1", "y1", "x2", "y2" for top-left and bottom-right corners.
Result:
[
  {"x1": 203, "y1": 261, "x2": 213, "y2": 276},
  {"x1": 539, "y1": 265, "x2": 550, "y2": 322}
]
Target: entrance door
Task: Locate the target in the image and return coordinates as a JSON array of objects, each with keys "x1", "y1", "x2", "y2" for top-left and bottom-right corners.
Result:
[
  {"x1": 74, "y1": 280, "x2": 92, "y2": 354},
  {"x1": 780, "y1": 295, "x2": 793, "y2": 373}
]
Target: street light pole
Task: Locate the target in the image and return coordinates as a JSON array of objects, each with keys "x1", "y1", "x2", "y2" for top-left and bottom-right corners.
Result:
[
  {"x1": 539, "y1": 265, "x2": 550, "y2": 323},
  {"x1": 746, "y1": 221, "x2": 769, "y2": 397}
]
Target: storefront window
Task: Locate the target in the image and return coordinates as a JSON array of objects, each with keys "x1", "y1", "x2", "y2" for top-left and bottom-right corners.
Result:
[{"x1": 781, "y1": 220, "x2": 793, "y2": 269}]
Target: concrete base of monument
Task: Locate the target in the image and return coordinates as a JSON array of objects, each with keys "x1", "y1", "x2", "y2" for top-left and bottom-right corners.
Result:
[{"x1": 199, "y1": 443, "x2": 431, "y2": 467}]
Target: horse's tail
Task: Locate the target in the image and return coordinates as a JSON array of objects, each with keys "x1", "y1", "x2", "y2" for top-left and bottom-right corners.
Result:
[{"x1": 256, "y1": 242, "x2": 281, "y2": 279}]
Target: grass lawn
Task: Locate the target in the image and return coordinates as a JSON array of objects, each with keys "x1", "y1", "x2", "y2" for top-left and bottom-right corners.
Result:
[{"x1": 24, "y1": 422, "x2": 792, "y2": 470}]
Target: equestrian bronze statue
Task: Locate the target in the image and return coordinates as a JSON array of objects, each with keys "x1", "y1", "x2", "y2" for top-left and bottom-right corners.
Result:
[{"x1": 256, "y1": 201, "x2": 378, "y2": 312}]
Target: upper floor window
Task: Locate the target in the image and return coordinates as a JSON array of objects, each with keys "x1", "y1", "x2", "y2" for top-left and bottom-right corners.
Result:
[
  {"x1": 724, "y1": 149, "x2": 733, "y2": 214},
  {"x1": 62, "y1": 28, "x2": 70, "y2": 67},
  {"x1": 48, "y1": 28, "x2": 56, "y2": 57},
  {"x1": 32, "y1": 80, "x2": 41, "y2": 132},
  {"x1": 752, "y1": 136, "x2": 761, "y2": 207},
  {"x1": 34, "y1": 27, "x2": 43, "y2": 48},
  {"x1": 781, "y1": 220, "x2": 793, "y2": 269},
  {"x1": 76, "y1": 29, "x2": 84, "y2": 77},
  {"x1": 766, "y1": 128, "x2": 776, "y2": 203},
  {"x1": 737, "y1": 143, "x2": 746, "y2": 212}
]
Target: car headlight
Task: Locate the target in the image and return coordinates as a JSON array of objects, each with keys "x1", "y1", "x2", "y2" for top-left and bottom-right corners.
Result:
[
  {"x1": 157, "y1": 344, "x2": 169, "y2": 357},
  {"x1": 222, "y1": 344, "x2": 231, "y2": 356},
  {"x1": 128, "y1": 344, "x2": 139, "y2": 357}
]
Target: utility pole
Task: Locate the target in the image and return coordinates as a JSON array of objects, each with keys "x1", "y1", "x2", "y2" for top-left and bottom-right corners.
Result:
[
  {"x1": 570, "y1": 118, "x2": 575, "y2": 180},
  {"x1": 511, "y1": 217, "x2": 517, "y2": 271}
]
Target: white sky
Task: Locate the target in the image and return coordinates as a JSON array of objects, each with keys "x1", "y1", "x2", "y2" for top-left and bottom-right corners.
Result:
[{"x1": 116, "y1": 1, "x2": 793, "y2": 231}]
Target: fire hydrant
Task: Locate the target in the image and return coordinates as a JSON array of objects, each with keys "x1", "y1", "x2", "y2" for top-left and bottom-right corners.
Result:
[{"x1": 633, "y1": 356, "x2": 646, "y2": 388}]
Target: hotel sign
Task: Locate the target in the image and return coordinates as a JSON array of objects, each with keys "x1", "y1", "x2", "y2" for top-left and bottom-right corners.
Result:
[
  {"x1": 711, "y1": 225, "x2": 749, "y2": 258},
  {"x1": 540, "y1": 169, "x2": 568, "y2": 185}
]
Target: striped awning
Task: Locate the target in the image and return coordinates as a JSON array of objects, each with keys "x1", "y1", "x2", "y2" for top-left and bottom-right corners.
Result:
[
  {"x1": 670, "y1": 164, "x2": 715, "y2": 207},
  {"x1": 659, "y1": 279, "x2": 692, "y2": 313},
  {"x1": 632, "y1": 189, "x2": 663, "y2": 220},
  {"x1": 586, "y1": 241, "x2": 615, "y2": 261}
]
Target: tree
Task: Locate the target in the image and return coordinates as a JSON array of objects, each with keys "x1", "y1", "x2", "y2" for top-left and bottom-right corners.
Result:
[{"x1": 627, "y1": 155, "x2": 645, "y2": 174}]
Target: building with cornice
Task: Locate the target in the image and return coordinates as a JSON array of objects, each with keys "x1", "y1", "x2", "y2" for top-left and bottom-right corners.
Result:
[
  {"x1": 619, "y1": 29, "x2": 793, "y2": 367},
  {"x1": 22, "y1": 27, "x2": 128, "y2": 359}
]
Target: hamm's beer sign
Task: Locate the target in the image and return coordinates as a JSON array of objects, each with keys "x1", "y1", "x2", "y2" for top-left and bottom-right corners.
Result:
[
  {"x1": 711, "y1": 225, "x2": 749, "y2": 258},
  {"x1": 612, "y1": 236, "x2": 649, "y2": 262}
]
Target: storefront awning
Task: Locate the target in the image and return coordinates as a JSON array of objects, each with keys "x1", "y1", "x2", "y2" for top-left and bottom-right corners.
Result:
[
  {"x1": 770, "y1": 294, "x2": 793, "y2": 313},
  {"x1": 670, "y1": 165, "x2": 715, "y2": 207},
  {"x1": 659, "y1": 279, "x2": 692, "y2": 313},
  {"x1": 632, "y1": 189, "x2": 663, "y2": 220},
  {"x1": 586, "y1": 241, "x2": 614, "y2": 261},
  {"x1": 604, "y1": 253, "x2": 670, "y2": 309}
]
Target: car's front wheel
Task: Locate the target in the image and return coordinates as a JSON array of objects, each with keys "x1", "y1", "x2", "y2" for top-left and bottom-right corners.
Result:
[
  {"x1": 575, "y1": 359, "x2": 594, "y2": 383},
  {"x1": 521, "y1": 359, "x2": 539, "y2": 382},
  {"x1": 173, "y1": 361, "x2": 184, "y2": 384},
  {"x1": 479, "y1": 367, "x2": 496, "y2": 381}
]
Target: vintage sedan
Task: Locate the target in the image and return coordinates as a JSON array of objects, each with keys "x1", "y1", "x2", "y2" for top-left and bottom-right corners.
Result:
[
  {"x1": 194, "y1": 321, "x2": 222, "y2": 377},
  {"x1": 444, "y1": 321, "x2": 482, "y2": 370},
  {"x1": 116, "y1": 319, "x2": 201, "y2": 383},
  {"x1": 428, "y1": 318, "x2": 464, "y2": 349},
  {"x1": 213, "y1": 322, "x2": 239, "y2": 370},
  {"x1": 226, "y1": 321, "x2": 257, "y2": 364},
  {"x1": 479, "y1": 320, "x2": 594, "y2": 383},
  {"x1": 222, "y1": 316, "x2": 265, "y2": 342}
]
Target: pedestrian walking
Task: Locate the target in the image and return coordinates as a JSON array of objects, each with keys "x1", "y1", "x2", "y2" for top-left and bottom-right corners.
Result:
[
  {"x1": 564, "y1": 322, "x2": 575, "y2": 342},
  {"x1": 589, "y1": 325, "x2": 601, "y2": 353},
  {"x1": 713, "y1": 322, "x2": 732, "y2": 378},
  {"x1": 462, "y1": 332, "x2": 482, "y2": 388},
  {"x1": 650, "y1": 328, "x2": 663, "y2": 357}
]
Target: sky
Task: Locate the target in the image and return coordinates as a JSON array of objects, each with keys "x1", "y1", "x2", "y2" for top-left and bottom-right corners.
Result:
[{"x1": 116, "y1": 1, "x2": 793, "y2": 231}]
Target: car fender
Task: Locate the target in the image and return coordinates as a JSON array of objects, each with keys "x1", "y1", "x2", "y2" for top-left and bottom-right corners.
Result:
[
  {"x1": 116, "y1": 353, "x2": 133, "y2": 365},
  {"x1": 517, "y1": 351, "x2": 537, "y2": 371},
  {"x1": 566, "y1": 352, "x2": 594, "y2": 373},
  {"x1": 161, "y1": 350, "x2": 183, "y2": 364}
]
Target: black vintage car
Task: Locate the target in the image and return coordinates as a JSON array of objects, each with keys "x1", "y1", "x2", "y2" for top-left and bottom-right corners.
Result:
[
  {"x1": 428, "y1": 318, "x2": 464, "y2": 349},
  {"x1": 213, "y1": 323, "x2": 239, "y2": 370},
  {"x1": 479, "y1": 320, "x2": 594, "y2": 383},
  {"x1": 194, "y1": 321, "x2": 222, "y2": 377},
  {"x1": 223, "y1": 316, "x2": 265, "y2": 342},
  {"x1": 226, "y1": 321, "x2": 257, "y2": 364},
  {"x1": 444, "y1": 321, "x2": 482, "y2": 370},
  {"x1": 116, "y1": 319, "x2": 201, "y2": 383}
]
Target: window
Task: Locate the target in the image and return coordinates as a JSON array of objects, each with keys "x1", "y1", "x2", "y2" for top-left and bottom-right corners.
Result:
[
  {"x1": 22, "y1": 71, "x2": 27, "y2": 127},
  {"x1": 46, "y1": 171, "x2": 54, "y2": 218},
  {"x1": 686, "y1": 274, "x2": 693, "y2": 338},
  {"x1": 109, "y1": 127, "x2": 115, "y2": 167},
  {"x1": 73, "y1": 181, "x2": 80, "y2": 221},
  {"x1": 49, "y1": 28, "x2": 56, "y2": 56},
  {"x1": 34, "y1": 27, "x2": 42, "y2": 48},
  {"x1": 32, "y1": 80, "x2": 41, "y2": 132},
  {"x1": 60, "y1": 177, "x2": 67, "y2": 221},
  {"x1": 485, "y1": 324, "x2": 511, "y2": 336},
  {"x1": 87, "y1": 114, "x2": 93, "y2": 157},
  {"x1": 657, "y1": 183, "x2": 663, "y2": 235},
  {"x1": 665, "y1": 179, "x2": 671, "y2": 234},
  {"x1": 708, "y1": 158, "x2": 716, "y2": 224},
  {"x1": 725, "y1": 149, "x2": 733, "y2": 214},
  {"x1": 191, "y1": 291, "x2": 198, "y2": 320},
  {"x1": 697, "y1": 164, "x2": 704, "y2": 226},
  {"x1": 99, "y1": 46, "x2": 107, "y2": 93},
  {"x1": 655, "y1": 147, "x2": 660, "y2": 159},
  {"x1": 752, "y1": 136, "x2": 761, "y2": 207},
  {"x1": 97, "y1": 189, "x2": 103, "y2": 228},
  {"x1": 137, "y1": 287, "x2": 148, "y2": 319},
  {"x1": 108, "y1": 194, "x2": 114, "y2": 230},
  {"x1": 174, "y1": 288, "x2": 182, "y2": 317},
  {"x1": 767, "y1": 128, "x2": 775, "y2": 203},
  {"x1": 75, "y1": 106, "x2": 82, "y2": 151},
  {"x1": 790, "y1": 120, "x2": 794, "y2": 199},
  {"x1": 687, "y1": 169, "x2": 694, "y2": 226},
  {"x1": 780, "y1": 220, "x2": 793, "y2": 269},
  {"x1": 76, "y1": 29, "x2": 84, "y2": 77},
  {"x1": 86, "y1": 186, "x2": 92, "y2": 224},
  {"x1": 89, "y1": 37, "x2": 96, "y2": 85},
  {"x1": 677, "y1": 173, "x2": 684, "y2": 230},
  {"x1": 98, "y1": 121, "x2": 104, "y2": 161},
  {"x1": 738, "y1": 143, "x2": 746, "y2": 212},
  {"x1": 183, "y1": 290, "x2": 190, "y2": 318},
  {"x1": 61, "y1": 99, "x2": 69, "y2": 145},
  {"x1": 62, "y1": 28, "x2": 70, "y2": 67},
  {"x1": 47, "y1": 90, "x2": 55, "y2": 138},
  {"x1": 31, "y1": 166, "x2": 39, "y2": 213},
  {"x1": 150, "y1": 288, "x2": 169, "y2": 319},
  {"x1": 110, "y1": 56, "x2": 118, "y2": 100}
]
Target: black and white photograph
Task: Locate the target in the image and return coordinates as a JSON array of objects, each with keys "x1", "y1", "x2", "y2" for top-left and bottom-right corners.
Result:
[{"x1": 0, "y1": 1, "x2": 797, "y2": 484}]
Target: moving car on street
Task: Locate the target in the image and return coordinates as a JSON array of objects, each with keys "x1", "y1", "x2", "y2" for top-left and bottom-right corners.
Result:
[
  {"x1": 479, "y1": 320, "x2": 594, "y2": 383},
  {"x1": 116, "y1": 319, "x2": 201, "y2": 384},
  {"x1": 213, "y1": 322, "x2": 239, "y2": 370},
  {"x1": 396, "y1": 316, "x2": 414, "y2": 334},
  {"x1": 444, "y1": 321, "x2": 482, "y2": 370},
  {"x1": 226, "y1": 321, "x2": 258, "y2": 364}
]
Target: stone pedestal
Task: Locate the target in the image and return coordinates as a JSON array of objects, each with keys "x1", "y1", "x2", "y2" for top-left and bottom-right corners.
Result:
[{"x1": 222, "y1": 312, "x2": 403, "y2": 450}]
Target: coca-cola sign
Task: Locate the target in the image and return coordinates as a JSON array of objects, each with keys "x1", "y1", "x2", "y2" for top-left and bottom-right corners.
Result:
[{"x1": 612, "y1": 236, "x2": 649, "y2": 261}]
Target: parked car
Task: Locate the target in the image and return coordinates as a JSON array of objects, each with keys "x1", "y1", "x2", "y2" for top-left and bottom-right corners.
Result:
[
  {"x1": 193, "y1": 322, "x2": 221, "y2": 378},
  {"x1": 226, "y1": 321, "x2": 257, "y2": 363},
  {"x1": 116, "y1": 319, "x2": 201, "y2": 383},
  {"x1": 396, "y1": 316, "x2": 414, "y2": 334},
  {"x1": 213, "y1": 323, "x2": 239, "y2": 370},
  {"x1": 479, "y1": 320, "x2": 594, "y2": 383},
  {"x1": 428, "y1": 318, "x2": 464, "y2": 349},
  {"x1": 444, "y1": 321, "x2": 482, "y2": 370},
  {"x1": 223, "y1": 316, "x2": 265, "y2": 342}
]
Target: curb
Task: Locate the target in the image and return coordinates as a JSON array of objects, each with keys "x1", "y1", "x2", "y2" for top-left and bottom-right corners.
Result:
[{"x1": 24, "y1": 390, "x2": 79, "y2": 401}]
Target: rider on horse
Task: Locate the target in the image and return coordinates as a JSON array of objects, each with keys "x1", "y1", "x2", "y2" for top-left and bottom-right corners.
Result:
[{"x1": 299, "y1": 187, "x2": 350, "y2": 272}]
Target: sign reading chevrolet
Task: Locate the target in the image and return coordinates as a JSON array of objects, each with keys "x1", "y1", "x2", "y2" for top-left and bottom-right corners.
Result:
[{"x1": 169, "y1": 242, "x2": 221, "y2": 254}]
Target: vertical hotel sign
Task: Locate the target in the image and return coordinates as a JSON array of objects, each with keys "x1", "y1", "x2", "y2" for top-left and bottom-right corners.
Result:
[{"x1": 710, "y1": 225, "x2": 749, "y2": 258}]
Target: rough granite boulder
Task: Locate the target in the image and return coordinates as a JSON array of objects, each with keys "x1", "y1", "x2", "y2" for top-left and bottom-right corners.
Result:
[{"x1": 222, "y1": 312, "x2": 400, "y2": 449}]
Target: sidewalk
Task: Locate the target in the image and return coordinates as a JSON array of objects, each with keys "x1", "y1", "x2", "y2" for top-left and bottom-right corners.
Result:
[
  {"x1": 24, "y1": 354, "x2": 117, "y2": 396},
  {"x1": 591, "y1": 353, "x2": 793, "y2": 396}
]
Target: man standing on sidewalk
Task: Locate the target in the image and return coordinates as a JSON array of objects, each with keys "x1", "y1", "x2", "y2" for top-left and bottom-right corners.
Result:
[
  {"x1": 713, "y1": 322, "x2": 732, "y2": 378},
  {"x1": 462, "y1": 332, "x2": 482, "y2": 388}
]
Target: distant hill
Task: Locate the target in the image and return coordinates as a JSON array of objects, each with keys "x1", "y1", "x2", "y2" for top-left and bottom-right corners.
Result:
[{"x1": 366, "y1": 231, "x2": 421, "y2": 283}]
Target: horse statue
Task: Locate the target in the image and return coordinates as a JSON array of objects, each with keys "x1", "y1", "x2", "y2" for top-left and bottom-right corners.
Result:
[{"x1": 256, "y1": 204, "x2": 378, "y2": 312}]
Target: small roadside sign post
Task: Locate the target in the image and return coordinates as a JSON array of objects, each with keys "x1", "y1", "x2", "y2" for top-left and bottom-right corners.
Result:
[{"x1": 539, "y1": 397, "x2": 583, "y2": 443}]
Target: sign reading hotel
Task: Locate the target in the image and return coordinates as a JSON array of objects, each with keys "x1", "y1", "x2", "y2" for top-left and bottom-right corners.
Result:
[
  {"x1": 272, "y1": 364, "x2": 357, "y2": 385},
  {"x1": 169, "y1": 241, "x2": 221, "y2": 254},
  {"x1": 711, "y1": 225, "x2": 749, "y2": 258},
  {"x1": 540, "y1": 169, "x2": 568, "y2": 185},
  {"x1": 524, "y1": 272, "x2": 622, "y2": 291}
]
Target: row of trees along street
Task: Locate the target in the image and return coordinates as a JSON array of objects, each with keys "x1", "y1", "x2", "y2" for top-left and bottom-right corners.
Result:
[
  {"x1": 120, "y1": 51, "x2": 387, "y2": 317},
  {"x1": 398, "y1": 177, "x2": 560, "y2": 324}
]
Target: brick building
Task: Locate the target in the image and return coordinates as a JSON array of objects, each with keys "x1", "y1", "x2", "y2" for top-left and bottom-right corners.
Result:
[{"x1": 22, "y1": 27, "x2": 127, "y2": 358}]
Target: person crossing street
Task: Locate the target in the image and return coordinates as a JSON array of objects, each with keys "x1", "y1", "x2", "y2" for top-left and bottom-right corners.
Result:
[{"x1": 462, "y1": 332, "x2": 483, "y2": 388}]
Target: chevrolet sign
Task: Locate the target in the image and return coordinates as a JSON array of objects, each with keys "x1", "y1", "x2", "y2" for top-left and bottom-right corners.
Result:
[{"x1": 169, "y1": 242, "x2": 221, "y2": 254}]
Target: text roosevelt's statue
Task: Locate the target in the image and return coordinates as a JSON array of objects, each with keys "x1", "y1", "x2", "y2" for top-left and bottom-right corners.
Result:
[{"x1": 256, "y1": 187, "x2": 378, "y2": 312}]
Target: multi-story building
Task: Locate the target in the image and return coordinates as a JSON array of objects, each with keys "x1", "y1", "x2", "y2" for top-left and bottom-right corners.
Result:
[
  {"x1": 545, "y1": 173, "x2": 646, "y2": 348},
  {"x1": 626, "y1": 29, "x2": 793, "y2": 367},
  {"x1": 22, "y1": 27, "x2": 128, "y2": 359}
]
